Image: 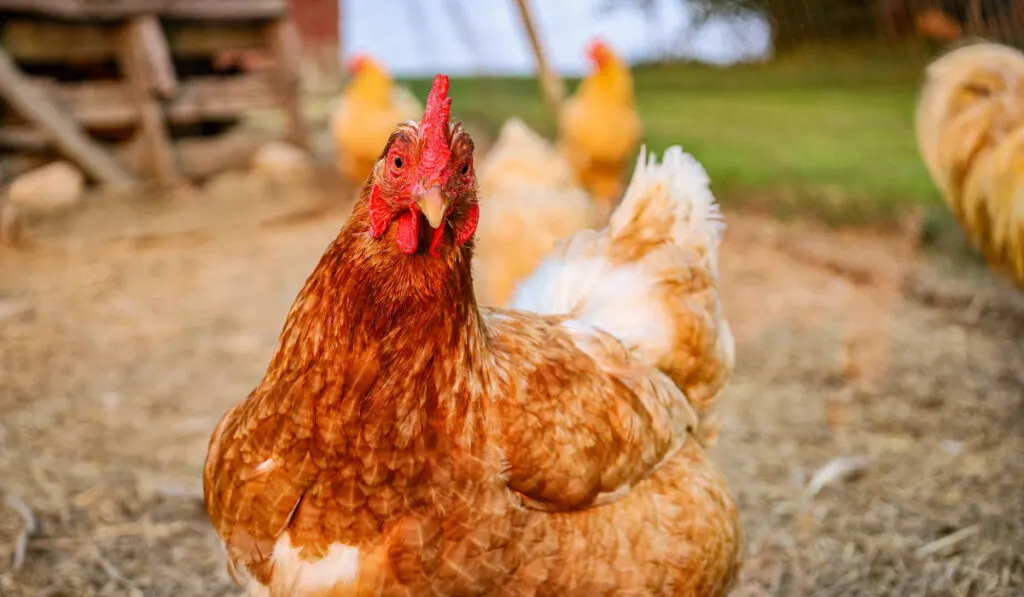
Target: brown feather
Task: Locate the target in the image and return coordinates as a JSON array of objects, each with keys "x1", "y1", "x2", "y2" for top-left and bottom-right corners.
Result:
[{"x1": 204, "y1": 107, "x2": 740, "y2": 597}]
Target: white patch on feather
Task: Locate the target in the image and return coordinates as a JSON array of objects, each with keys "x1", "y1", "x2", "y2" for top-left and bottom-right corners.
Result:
[
  {"x1": 546, "y1": 262, "x2": 674, "y2": 363},
  {"x1": 251, "y1": 534, "x2": 360, "y2": 594},
  {"x1": 254, "y1": 458, "x2": 276, "y2": 474},
  {"x1": 508, "y1": 145, "x2": 722, "y2": 365}
]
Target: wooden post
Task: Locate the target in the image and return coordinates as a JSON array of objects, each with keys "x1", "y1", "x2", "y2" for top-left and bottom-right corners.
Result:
[
  {"x1": 265, "y1": 16, "x2": 310, "y2": 151},
  {"x1": 513, "y1": 0, "x2": 566, "y2": 119},
  {"x1": 0, "y1": 45, "x2": 135, "y2": 188},
  {"x1": 118, "y1": 14, "x2": 182, "y2": 187},
  {"x1": 967, "y1": 0, "x2": 984, "y2": 34},
  {"x1": 337, "y1": 0, "x2": 346, "y2": 84}
]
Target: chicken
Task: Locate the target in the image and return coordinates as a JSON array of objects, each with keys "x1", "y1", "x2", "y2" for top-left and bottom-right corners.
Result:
[
  {"x1": 558, "y1": 38, "x2": 644, "y2": 222},
  {"x1": 473, "y1": 117, "x2": 599, "y2": 307},
  {"x1": 330, "y1": 53, "x2": 423, "y2": 186},
  {"x1": 204, "y1": 74, "x2": 740, "y2": 597},
  {"x1": 915, "y1": 41, "x2": 1024, "y2": 287},
  {"x1": 914, "y1": 9, "x2": 962, "y2": 44}
]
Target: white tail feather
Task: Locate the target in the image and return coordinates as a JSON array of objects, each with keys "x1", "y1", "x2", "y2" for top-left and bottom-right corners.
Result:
[
  {"x1": 509, "y1": 145, "x2": 725, "y2": 362},
  {"x1": 610, "y1": 145, "x2": 724, "y2": 279},
  {"x1": 612, "y1": 145, "x2": 724, "y2": 246}
]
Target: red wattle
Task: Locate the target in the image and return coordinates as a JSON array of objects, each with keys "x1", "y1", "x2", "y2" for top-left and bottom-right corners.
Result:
[
  {"x1": 455, "y1": 203, "x2": 480, "y2": 247},
  {"x1": 395, "y1": 210, "x2": 419, "y2": 254},
  {"x1": 367, "y1": 185, "x2": 390, "y2": 239},
  {"x1": 428, "y1": 222, "x2": 446, "y2": 258}
]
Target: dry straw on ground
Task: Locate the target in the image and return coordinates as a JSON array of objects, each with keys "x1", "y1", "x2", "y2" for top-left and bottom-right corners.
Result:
[{"x1": 0, "y1": 167, "x2": 1021, "y2": 596}]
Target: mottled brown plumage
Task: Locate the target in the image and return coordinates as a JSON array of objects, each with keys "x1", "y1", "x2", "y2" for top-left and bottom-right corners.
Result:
[{"x1": 204, "y1": 74, "x2": 741, "y2": 596}]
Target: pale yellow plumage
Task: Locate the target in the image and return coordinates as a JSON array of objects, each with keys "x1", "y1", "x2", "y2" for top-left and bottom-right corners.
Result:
[
  {"x1": 473, "y1": 118, "x2": 600, "y2": 307},
  {"x1": 915, "y1": 41, "x2": 1024, "y2": 287},
  {"x1": 330, "y1": 56, "x2": 422, "y2": 186},
  {"x1": 558, "y1": 40, "x2": 644, "y2": 221}
]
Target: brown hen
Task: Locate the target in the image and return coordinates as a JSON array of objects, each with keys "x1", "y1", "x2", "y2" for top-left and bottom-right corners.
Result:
[{"x1": 204, "y1": 74, "x2": 740, "y2": 597}]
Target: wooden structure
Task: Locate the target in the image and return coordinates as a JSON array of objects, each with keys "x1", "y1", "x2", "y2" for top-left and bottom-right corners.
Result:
[
  {"x1": 0, "y1": 0, "x2": 310, "y2": 188},
  {"x1": 291, "y1": 0, "x2": 341, "y2": 81},
  {"x1": 514, "y1": 0, "x2": 566, "y2": 120}
]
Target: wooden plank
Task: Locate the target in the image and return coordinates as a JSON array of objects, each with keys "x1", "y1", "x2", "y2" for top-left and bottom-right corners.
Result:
[
  {"x1": 263, "y1": 17, "x2": 310, "y2": 151},
  {"x1": 0, "y1": 0, "x2": 166, "y2": 19},
  {"x1": 168, "y1": 75, "x2": 278, "y2": 122},
  {"x1": 0, "y1": 45, "x2": 135, "y2": 187},
  {"x1": 28, "y1": 78, "x2": 134, "y2": 128},
  {"x1": 118, "y1": 14, "x2": 180, "y2": 186},
  {"x1": 2, "y1": 19, "x2": 266, "y2": 63},
  {"x1": 162, "y1": 23, "x2": 266, "y2": 58},
  {"x1": 135, "y1": 15, "x2": 177, "y2": 98},
  {"x1": 0, "y1": 19, "x2": 119, "y2": 63},
  {"x1": 173, "y1": 131, "x2": 269, "y2": 180},
  {"x1": 2, "y1": 125, "x2": 270, "y2": 181},
  {"x1": 0, "y1": 125, "x2": 49, "y2": 151},
  {"x1": 161, "y1": 1, "x2": 288, "y2": 20},
  {"x1": 512, "y1": 0, "x2": 566, "y2": 118},
  {"x1": 32, "y1": 75, "x2": 278, "y2": 128},
  {"x1": 117, "y1": 129, "x2": 272, "y2": 180},
  {"x1": 0, "y1": 0, "x2": 287, "y2": 19},
  {"x1": 338, "y1": 0, "x2": 347, "y2": 85}
]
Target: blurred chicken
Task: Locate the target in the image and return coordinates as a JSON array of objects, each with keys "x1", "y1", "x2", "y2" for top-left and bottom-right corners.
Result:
[
  {"x1": 330, "y1": 54, "x2": 423, "y2": 186},
  {"x1": 473, "y1": 118, "x2": 599, "y2": 306},
  {"x1": 558, "y1": 38, "x2": 643, "y2": 221},
  {"x1": 916, "y1": 41, "x2": 1024, "y2": 287}
]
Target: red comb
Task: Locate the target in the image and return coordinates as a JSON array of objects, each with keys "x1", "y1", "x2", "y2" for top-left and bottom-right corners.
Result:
[
  {"x1": 345, "y1": 54, "x2": 368, "y2": 73},
  {"x1": 418, "y1": 74, "x2": 452, "y2": 176}
]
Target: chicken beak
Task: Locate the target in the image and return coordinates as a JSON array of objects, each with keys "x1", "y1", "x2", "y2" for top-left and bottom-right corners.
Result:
[{"x1": 415, "y1": 186, "x2": 447, "y2": 229}]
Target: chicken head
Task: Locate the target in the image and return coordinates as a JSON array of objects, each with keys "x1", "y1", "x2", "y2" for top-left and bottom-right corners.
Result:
[{"x1": 366, "y1": 74, "x2": 479, "y2": 258}]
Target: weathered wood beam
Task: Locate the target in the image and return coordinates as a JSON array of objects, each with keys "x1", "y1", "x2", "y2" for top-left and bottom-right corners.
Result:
[
  {"x1": 3, "y1": 125, "x2": 272, "y2": 182},
  {"x1": 0, "y1": 125, "x2": 49, "y2": 152},
  {"x1": 338, "y1": 0, "x2": 347, "y2": 84},
  {"x1": 264, "y1": 17, "x2": 310, "y2": 151},
  {"x1": 2, "y1": 19, "x2": 268, "y2": 64},
  {"x1": 30, "y1": 75, "x2": 278, "y2": 129},
  {"x1": 513, "y1": 0, "x2": 566, "y2": 120},
  {"x1": 0, "y1": 0, "x2": 288, "y2": 20},
  {"x1": 118, "y1": 14, "x2": 181, "y2": 186},
  {"x1": 0, "y1": 46, "x2": 135, "y2": 187},
  {"x1": 115, "y1": 129, "x2": 272, "y2": 181},
  {"x1": 137, "y1": 15, "x2": 178, "y2": 99}
]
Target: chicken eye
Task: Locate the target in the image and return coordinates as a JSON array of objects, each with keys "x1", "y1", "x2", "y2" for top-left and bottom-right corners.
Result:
[
  {"x1": 393, "y1": 156, "x2": 403, "y2": 170},
  {"x1": 461, "y1": 163, "x2": 469, "y2": 176}
]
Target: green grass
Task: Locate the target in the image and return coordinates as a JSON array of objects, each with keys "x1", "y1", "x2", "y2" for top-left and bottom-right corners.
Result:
[{"x1": 401, "y1": 48, "x2": 943, "y2": 226}]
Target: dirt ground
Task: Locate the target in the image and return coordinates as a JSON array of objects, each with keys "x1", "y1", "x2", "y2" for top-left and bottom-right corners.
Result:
[{"x1": 0, "y1": 171, "x2": 1021, "y2": 597}]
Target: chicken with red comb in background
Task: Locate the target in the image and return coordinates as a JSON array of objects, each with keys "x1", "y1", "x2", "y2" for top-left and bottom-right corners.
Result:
[
  {"x1": 330, "y1": 53, "x2": 423, "y2": 187},
  {"x1": 558, "y1": 37, "x2": 644, "y2": 222},
  {"x1": 204, "y1": 73, "x2": 741, "y2": 596}
]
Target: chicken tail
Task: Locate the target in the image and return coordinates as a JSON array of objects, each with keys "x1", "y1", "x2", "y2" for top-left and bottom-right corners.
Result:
[
  {"x1": 509, "y1": 146, "x2": 734, "y2": 430},
  {"x1": 609, "y1": 146, "x2": 725, "y2": 277},
  {"x1": 915, "y1": 41, "x2": 1024, "y2": 287}
]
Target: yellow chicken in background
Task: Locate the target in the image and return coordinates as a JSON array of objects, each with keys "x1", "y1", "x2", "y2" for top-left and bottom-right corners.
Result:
[
  {"x1": 473, "y1": 118, "x2": 599, "y2": 307},
  {"x1": 916, "y1": 41, "x2": 1024, "y2": 287},
  {"x1": 558, "y1": 38, "x2": 644, "y2": 222},
  {"x1": 329, "y1": 54, "x2": 422, "y2": 186}
]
